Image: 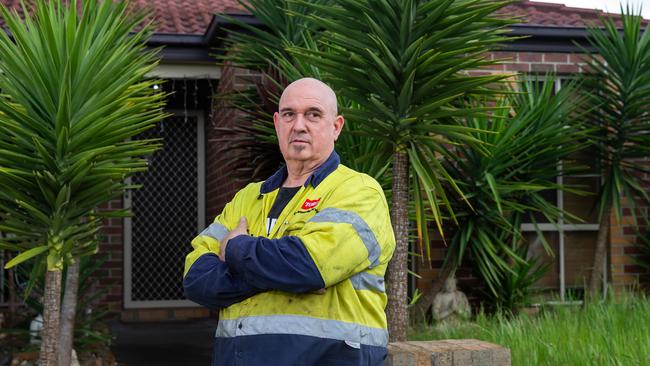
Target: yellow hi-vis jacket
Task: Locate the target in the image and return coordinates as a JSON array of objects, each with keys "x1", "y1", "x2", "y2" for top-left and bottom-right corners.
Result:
[{"x1": 183, "y1": 152, "x2": 395, "y2": 365}]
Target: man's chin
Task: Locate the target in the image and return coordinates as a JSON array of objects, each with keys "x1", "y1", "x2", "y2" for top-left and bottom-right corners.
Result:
[{"x1": 286, "y1": 148, "x2": 313, "y2": 161}]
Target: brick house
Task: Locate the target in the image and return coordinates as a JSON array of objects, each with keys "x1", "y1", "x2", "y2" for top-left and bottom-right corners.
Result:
[{"x1": 0, "y1": 0, "x2": 648, "y2": 321}]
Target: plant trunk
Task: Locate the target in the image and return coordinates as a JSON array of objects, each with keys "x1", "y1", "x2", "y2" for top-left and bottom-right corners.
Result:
[
  {"x1": 40, "y1": 269, "x2": 62, "y2": 366},
  {"x1": 589, "y1": 201, "x2": 612, "y2": 298},
  {"x1": 59, "y1": 259, "x2": 80, "y2": 366},
  {"x1": 386, "y1": 150, "x2": 409, "y2": 342}
]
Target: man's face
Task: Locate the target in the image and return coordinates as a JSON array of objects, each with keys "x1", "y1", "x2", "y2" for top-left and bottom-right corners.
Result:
[{"x1": 273, "y1": 81, "x2": 344, "y2": 165}]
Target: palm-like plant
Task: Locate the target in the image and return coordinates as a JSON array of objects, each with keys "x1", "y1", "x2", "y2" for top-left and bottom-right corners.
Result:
[
  {"x1": 479, "y1": 222, "x2": 550, "y2": 313},
  {"x1": 215, "y1": 0, "x2": 325, "y2": 181},
  {"x1": 217, "y1": 0, "x2": 391, "y2": 181},
  {"x1": 0, "y1": 1, "x2": 165, "y2": 364},
  {"x1": 292, "y1": 0, "x2": 515, "y2": 340},
  {"x1": 435, "y1": 79, "x2": 587, "y2": 312},
  {"x1": 581, "y1": 7, "x2": 650, "y2": 296}
]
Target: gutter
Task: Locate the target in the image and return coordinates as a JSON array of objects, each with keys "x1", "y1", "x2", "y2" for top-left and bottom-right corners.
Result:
[
  {"x1": 150, "y1": 17, "x2": 613, "y2": 63},
  {"x1": 503, "y1": 24, "x2": 608, "y2": 53},
  {"x1": 148, "y1": 14, "x2": 263, "y2": 63}
]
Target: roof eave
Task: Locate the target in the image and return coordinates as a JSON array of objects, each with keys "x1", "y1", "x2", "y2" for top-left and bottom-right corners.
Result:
[
  {"x1": 502, "y1": 24, "x2": 597, "y2": 52},
  {"x1": 149, "y1": 13, "x2": 264, "y2": 63},
  {"x1": 148, "y1": 18, "x2": 612, "y2": 63}
]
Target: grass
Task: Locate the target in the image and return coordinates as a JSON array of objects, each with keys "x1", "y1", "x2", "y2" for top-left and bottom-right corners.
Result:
[{"x1": 409, "y1": 293, "x2": 650, "y2": 365}]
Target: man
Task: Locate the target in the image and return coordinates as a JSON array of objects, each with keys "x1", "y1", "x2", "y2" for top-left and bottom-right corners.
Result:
[{"x1": 183, "y1": 77, "x2": 395, "y2": 366}]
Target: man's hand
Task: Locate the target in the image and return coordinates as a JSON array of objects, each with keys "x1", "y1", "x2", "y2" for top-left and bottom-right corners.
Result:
[{"x1": 219, "y1": 217, "x2": 248, "y2": 262}]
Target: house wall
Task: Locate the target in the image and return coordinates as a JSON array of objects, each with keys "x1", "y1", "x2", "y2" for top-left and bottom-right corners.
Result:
[
  {"x1": 415, "y1": 50, "x2": 650, "y2": 303},
  {"x1": 100, "y1": 66, "x2": 257, "y2": 321},
  {"x1": 98, "y1": 198, "x2": 212, "y2": 320},
  {"x1": 206, "y1": 63, "x2": 255, "y2": 219},
  {"x1": 611, "y1": 200, "x2": 650, "y2": 291},
  {"x1": 93, "y1": 78, "x2": 221, "y2": 321},
  {"x1": 98, "y1": 199, "x2": 125, "y2": 314},
  {"x1": 90, "y1": 51, "x2": 649, "y2": 320}
]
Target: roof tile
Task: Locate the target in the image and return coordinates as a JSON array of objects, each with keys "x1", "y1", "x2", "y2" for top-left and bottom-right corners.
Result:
[
  {"x1": 0, "y1": 0, "x2": 645, "y2": 35},
  {"x1": 499, "y1": 0, "x2": 648, "y2": 28}
]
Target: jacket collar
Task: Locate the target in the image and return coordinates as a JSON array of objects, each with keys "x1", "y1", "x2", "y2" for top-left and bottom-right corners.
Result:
[{"x1": 260, "y1": 151, "x2": 340, "y2": 194}]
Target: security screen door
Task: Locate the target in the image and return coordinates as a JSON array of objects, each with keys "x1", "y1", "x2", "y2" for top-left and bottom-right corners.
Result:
[{"x1": 124, "y1": 111, "x2": 205, "y2": 308}]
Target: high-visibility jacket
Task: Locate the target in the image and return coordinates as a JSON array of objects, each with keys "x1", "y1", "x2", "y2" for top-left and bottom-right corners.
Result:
[{"x1": 183, "y1": 151, "x2": 395, "y2": 366}]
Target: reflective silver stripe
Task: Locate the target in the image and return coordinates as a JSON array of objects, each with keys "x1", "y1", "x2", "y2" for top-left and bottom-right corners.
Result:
[
  {"x1": 200, "y1": 222, "x2": 228, "y2": 242},
  {"x1": 350, "y1": 272, "x2": 385, "y2": 292},
  {"x1": 308, "y1": 208, "x2": 381, "y2": 268},
  {"x1": 216, "y1": 315, "x2": 388, "y2": 347}
]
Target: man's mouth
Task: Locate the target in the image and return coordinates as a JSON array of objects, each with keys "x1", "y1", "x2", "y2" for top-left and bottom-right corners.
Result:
[{"x1": 291, "y1": 139, "x2": 309, "y2": 144}]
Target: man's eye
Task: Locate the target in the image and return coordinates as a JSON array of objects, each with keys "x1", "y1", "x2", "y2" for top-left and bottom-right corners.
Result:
[
  {"x1": 306, "y1": 112, "x2": 321, "y2": 120},
  {"x1": 282, "y1": 112, "x2": 294, "y2": 120}
]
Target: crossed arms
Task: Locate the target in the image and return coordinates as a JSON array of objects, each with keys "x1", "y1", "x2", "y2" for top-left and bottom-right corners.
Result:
[{"x1": 182, "y1": 183, "x2": 390, "y2": 310}]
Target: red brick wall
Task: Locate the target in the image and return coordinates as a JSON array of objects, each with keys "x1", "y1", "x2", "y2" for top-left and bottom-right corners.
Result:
[
  {"x1": 94, "y1": 50, "x2": 650, "y2": 318},
  {"x1": 482, "y1": 51, "x2": 649, "y2": 292},
  {"x1": 97, "y1": 198, "x2": 124, "y2": 313},
  {"x1": 611, "y1": 201, "x2": 650, "y2": 291},
  {"x1": 486, "y1": 51, "x2": 588, "y2": 74},
  {"x1": 93, "y1": 63, "x2": 261, "y2": 318},
  {"x1": 418, "y1": 50, "x2": 648, "y2": 298},
  {"x1": 206, "y1": 63, "x2": 256, "y2": 220}
]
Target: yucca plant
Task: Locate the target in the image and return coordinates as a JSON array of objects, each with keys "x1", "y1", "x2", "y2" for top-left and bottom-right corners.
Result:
[
  {"x1": 216, "y1": 0, "x2": 326, "y2": 182},
  {"x1": 217, "y1": 0, "x2": 391, "y2": 181},
  {"x1": 291, "y1": 0, "x2": 516, "y2": 340},
  {"x1": 581, "y1": 7, "x2": 650, "y2": 296},
  {"x1": 0, "y1": 1, "x2": 165, "y2": 365},
  {"x1": 478, "y1": 222, "x2": 550, "y2": 313},
  {"x1": 410, "y1": 78, "x2": 588, "y2": 314},
  {"x1": 15, "y1": 254, "x2": 112, "y2": 351},
  {"x1": 447, "y1": 79, "x2": 587, "y2": 289}
]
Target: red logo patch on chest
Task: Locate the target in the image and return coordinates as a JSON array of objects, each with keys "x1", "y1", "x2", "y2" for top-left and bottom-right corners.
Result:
[{"x1": 301, "y1": 198, "x2": 321, "y2": 210}]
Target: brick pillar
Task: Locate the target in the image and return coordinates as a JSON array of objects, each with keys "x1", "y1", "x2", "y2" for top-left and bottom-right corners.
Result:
[
  {"x1": 387, "y1": 340, "x2": 511, "y2": 366},
  {"x1": 97, "y1": 198, "x2": 124, "y2": 313},
  {"x1": 206, "y1": 63, "x2": 256, "y2": 221},
  {"x1": 610, "y1": 202, "x2": 650, "y2": 291}
]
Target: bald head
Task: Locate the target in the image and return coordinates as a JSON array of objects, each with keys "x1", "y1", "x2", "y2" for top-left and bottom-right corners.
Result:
[
  {"x1": 273, "y1": 77, "x2": 344, "y2": 171},
  {"x1": 280, "y1": 77, "x2": 338, "y2": 116}
]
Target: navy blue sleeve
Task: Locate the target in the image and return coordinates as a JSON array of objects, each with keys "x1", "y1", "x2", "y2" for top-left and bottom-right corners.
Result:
[
  {"x1": 225, "y1": 235, "x2": 325, "y2": 293},
  {"x1": 183, "y1": 253, "x2": 261, "y2": 309}
]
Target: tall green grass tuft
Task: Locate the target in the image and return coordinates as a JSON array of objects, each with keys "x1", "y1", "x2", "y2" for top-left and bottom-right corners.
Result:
[{"x1": 410, "y1": 294, "x2": 650, "y2": 365}]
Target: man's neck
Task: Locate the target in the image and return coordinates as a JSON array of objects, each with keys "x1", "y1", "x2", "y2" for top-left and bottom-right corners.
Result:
[{"x1": 283, "y1": 155, "x2": 328, "y2": 187}]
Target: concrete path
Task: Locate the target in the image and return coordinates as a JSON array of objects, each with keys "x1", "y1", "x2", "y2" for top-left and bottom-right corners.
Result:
[{"x1": 109, "y1": 318, "x2": 216, "y2": 366}]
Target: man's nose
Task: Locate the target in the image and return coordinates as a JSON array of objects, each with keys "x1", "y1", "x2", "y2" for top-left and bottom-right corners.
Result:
[{"x1": 293, "y1": 113, "x2": 308, "y2": 131}]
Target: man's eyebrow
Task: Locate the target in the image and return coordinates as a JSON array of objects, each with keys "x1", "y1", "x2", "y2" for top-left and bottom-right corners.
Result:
[{"x1": 279, "y1": 106, "x2": 325, "y2": 113}]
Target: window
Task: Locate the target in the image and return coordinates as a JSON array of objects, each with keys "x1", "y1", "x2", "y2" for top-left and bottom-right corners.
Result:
[{"x1": 521, "y1": 78, "x2": 603, "y2": 301}]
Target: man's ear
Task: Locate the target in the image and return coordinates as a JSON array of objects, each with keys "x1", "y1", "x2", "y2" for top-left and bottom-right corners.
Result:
[
  {"x1": 273, "y1": 111, "x2": 280, "y2": 131},
  {"x1": 333, "y1": 115, "x2": 344, "y2": 141}
]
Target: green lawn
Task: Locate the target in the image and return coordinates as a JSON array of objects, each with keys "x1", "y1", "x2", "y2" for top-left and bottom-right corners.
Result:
[{"x1": 409, "y1": 294, "x2": 650, "y2": 365}]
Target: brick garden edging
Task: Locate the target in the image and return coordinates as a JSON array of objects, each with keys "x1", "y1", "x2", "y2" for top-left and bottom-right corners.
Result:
[{"x1": 386, "y1": 339, "x2": 511, "y2": 366}]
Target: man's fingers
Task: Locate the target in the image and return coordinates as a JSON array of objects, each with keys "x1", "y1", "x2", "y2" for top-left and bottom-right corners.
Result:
[
  {"x1": 236, "y1": 217, "x2": 248, "y2": 233},
  {"x1": 238, "y1": 217, "x2": 248, "y2": 227}
]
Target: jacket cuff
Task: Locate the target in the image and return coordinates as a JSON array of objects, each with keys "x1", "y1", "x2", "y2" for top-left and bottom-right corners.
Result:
[{"x1": 225, "y1": 234, "x2": 250, "y2": 273}]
